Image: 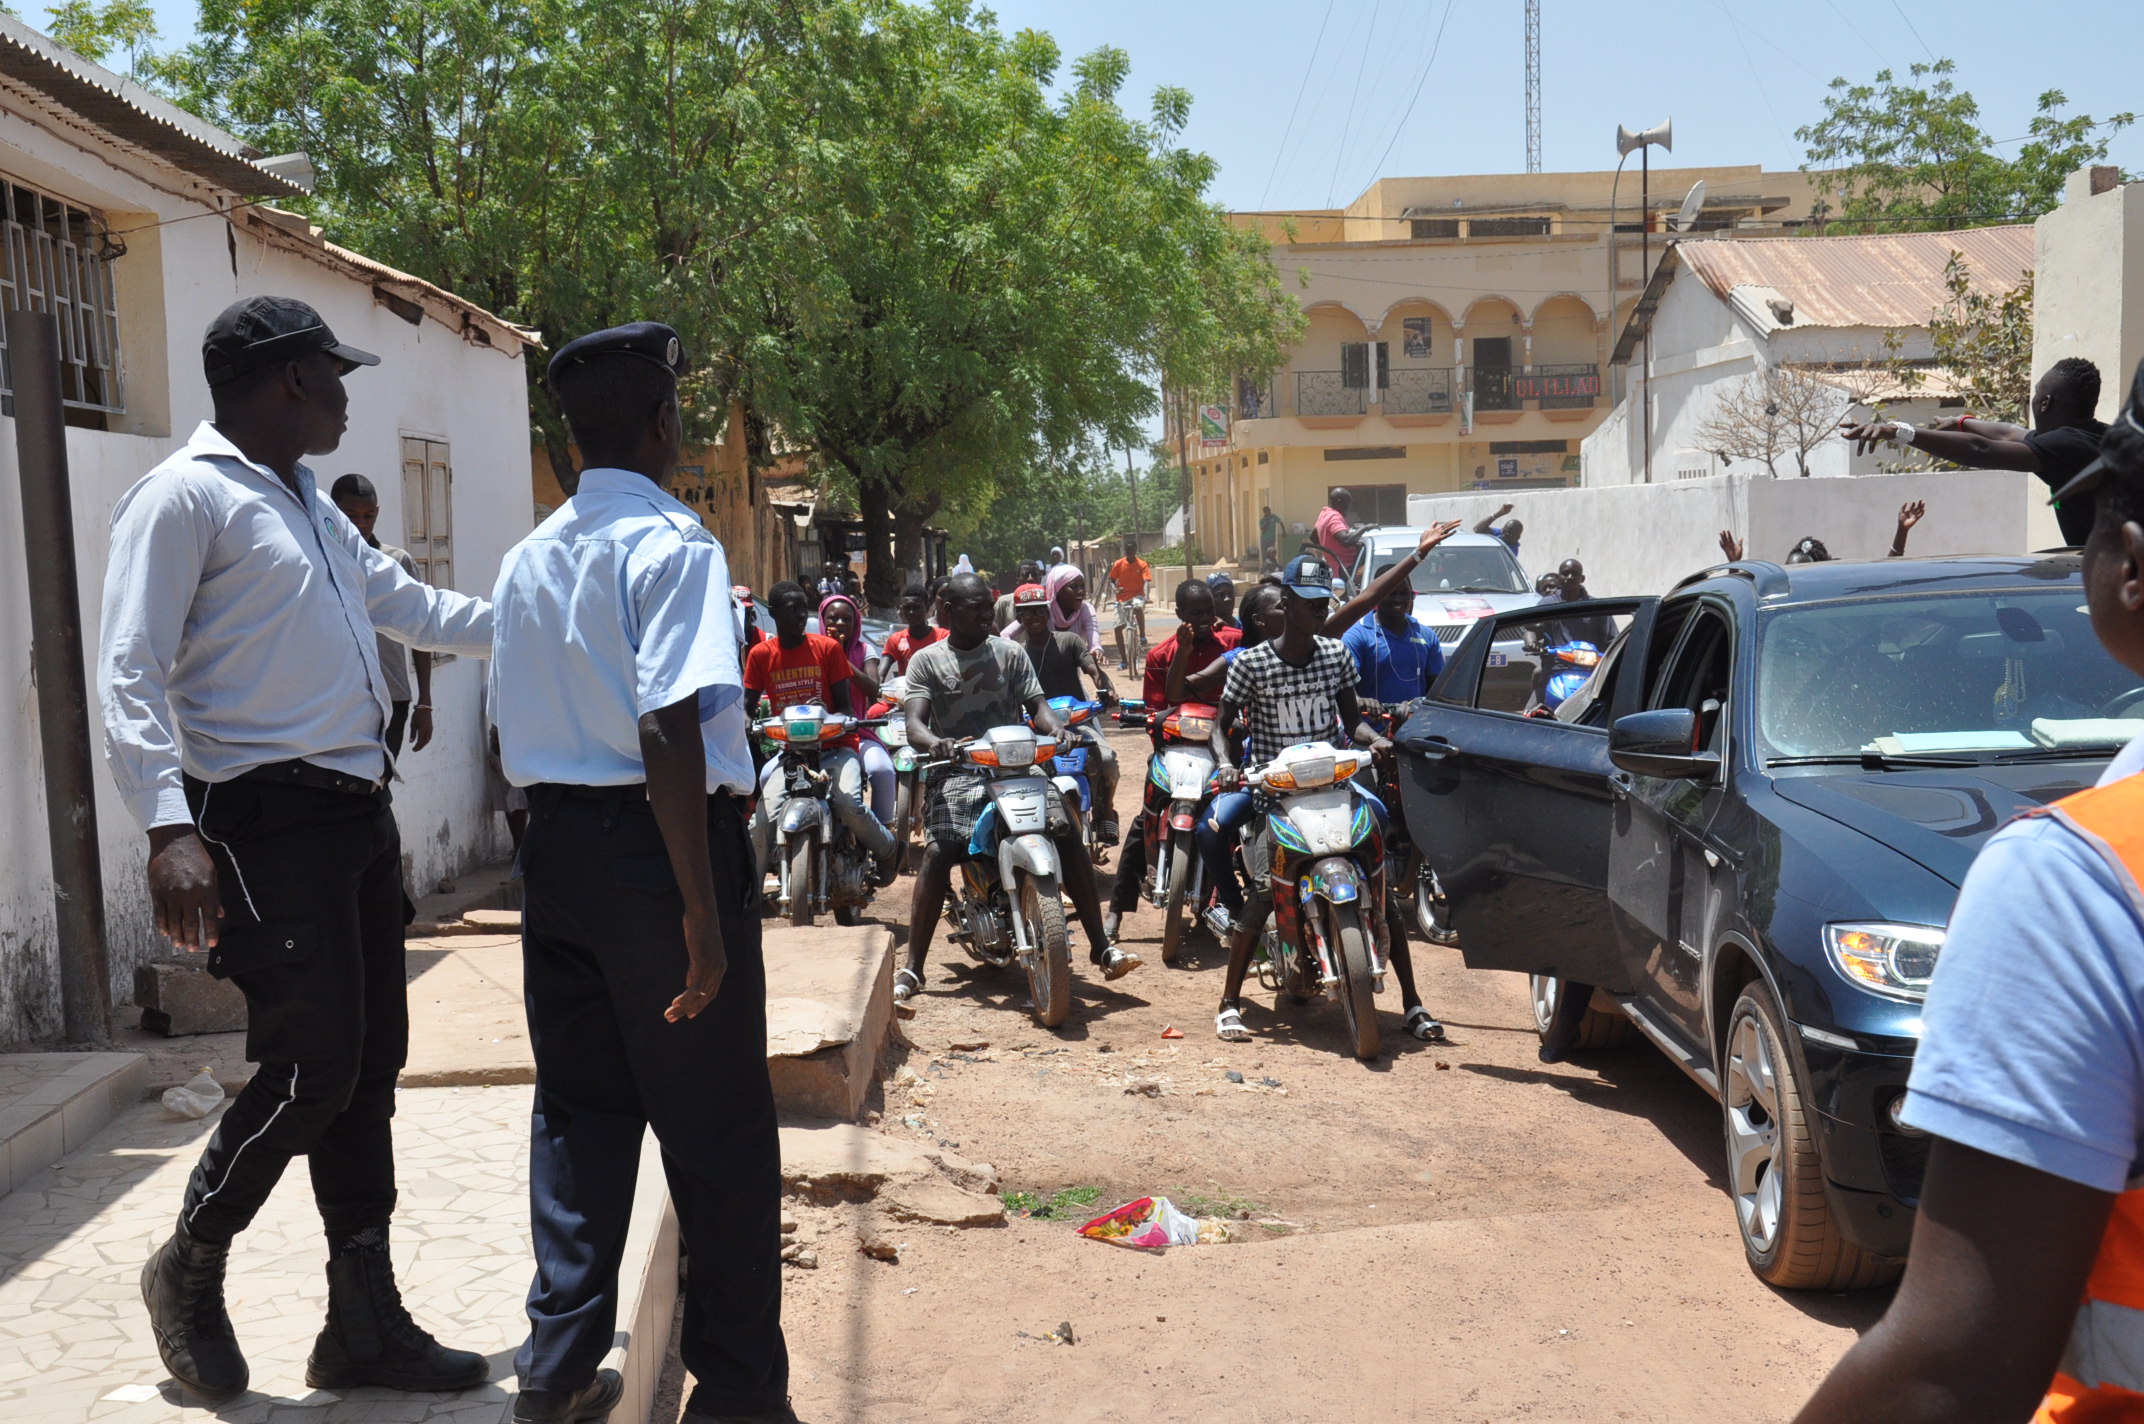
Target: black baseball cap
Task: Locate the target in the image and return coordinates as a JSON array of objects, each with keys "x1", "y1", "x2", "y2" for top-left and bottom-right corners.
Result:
[
  {"x1": 203, "y1": 296, "x2": 378, "y2": 387},
  {"x1": 546, "y1": 322, "x2": 689, "y2": 390},
  {"x1": 2052, "y1": 356, "x2": 2144, "y2": 504},
  {"x1": 1282, "y1": 553, "x2": 1336, "y2": 599}
]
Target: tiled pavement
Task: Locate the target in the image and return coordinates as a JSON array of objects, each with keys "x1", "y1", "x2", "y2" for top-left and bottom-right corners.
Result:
[{"x1": 0, "y1": 1085, "x2": 675, "y2": 1424}]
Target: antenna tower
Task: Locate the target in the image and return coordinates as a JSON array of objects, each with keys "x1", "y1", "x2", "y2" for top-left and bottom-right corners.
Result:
[{"x1": 1524, "y1": 0, "x2": 1541, "y2": 173}]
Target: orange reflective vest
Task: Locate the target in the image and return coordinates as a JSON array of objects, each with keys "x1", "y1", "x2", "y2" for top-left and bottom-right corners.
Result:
[{"x1": 2035, "y1": 775, "x2": 2144, "y2": 1423}]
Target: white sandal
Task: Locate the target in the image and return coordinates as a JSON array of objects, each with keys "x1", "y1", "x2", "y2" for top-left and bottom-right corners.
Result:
[
  {"x1": 893, "y1": 968, "x2": 923, "y2": 1002},
  {"x1": 1215, "y1": 1007, "x2": 1252, "y2": 1042},
  {"x1": 1404, "y1": 1006, "x2": 1446, "y2": 1042}
]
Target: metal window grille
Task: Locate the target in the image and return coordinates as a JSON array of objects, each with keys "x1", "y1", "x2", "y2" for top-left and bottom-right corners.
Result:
[{"x1": 0, "y1": 180, "x2": 123, "y2": 417}]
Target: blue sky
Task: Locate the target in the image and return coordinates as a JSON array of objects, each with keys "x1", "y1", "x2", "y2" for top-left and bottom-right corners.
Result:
[{"x1": 133, "y1": 0, "x2": 2140, "y2": 208}]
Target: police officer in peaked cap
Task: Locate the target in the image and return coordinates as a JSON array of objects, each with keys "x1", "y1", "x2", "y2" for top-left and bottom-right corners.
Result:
[{"x1": 489, "y1": 323, "x2": 793, "y2": 1424}]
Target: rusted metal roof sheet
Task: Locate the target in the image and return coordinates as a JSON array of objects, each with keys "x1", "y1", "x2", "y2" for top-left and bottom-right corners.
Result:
[
  {"x1": 0, "y1": 13, "x2": 305, "y2": 198},
  {"x1": 1677, "y1": 226, "x2": 2034, "y2": 330}
]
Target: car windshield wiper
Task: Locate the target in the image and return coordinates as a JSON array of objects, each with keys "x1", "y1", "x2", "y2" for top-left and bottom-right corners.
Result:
[
  {"x1": 1450, "y1": 584, "x2": 1517, "y2": 594},
  {"x1": 1766, "y1": 752, "x2": 1982, "y2": 769},
  {"x1": 1984, "y1": 745, "x2": 2121, "y2": 762}
]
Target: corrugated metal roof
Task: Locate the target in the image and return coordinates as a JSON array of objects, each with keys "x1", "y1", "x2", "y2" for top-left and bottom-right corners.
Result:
[
  {"x1": 1676, "y1": 225, "x2": 2034, "y2": 330},
  {"x1": 0, "y1": 14, "x2": 306, "y2": 197}
]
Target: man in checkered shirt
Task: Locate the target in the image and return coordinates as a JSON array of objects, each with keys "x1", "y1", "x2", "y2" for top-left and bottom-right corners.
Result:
[{"x1": 1203, "y1": 554, "x2": 1442, "y2": 1044}]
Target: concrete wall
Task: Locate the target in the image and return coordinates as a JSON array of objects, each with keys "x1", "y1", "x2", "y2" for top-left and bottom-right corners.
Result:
[
  {"x1": 2034, "y1": 168, "x2": 2144, "y2": 418},
  {"x1": 1404, "y1": 467, "x2": 2060, "y2": 598},
  {"x1": 0, "y1": 105, "x2": 530, "y2": 1042}
]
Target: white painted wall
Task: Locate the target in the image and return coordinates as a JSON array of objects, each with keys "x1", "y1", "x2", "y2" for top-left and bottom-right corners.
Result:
[
  {"x1": 0, "y1": 101, "x2": 530, "y2": 1041},
  {"x1": 2034, "y1": 169, "x2": 2144, "y2": 418},
  {"x1": 1406, "y1": 467, "x2": 2059, "y2": 599}
]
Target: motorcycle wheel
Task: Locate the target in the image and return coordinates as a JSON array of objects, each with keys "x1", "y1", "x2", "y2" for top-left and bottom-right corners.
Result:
[
  {"x1": 1329, "y1": 902, "x2": 1382, "y2": 1061},
  {"x1": 891, "y1": 777, "x2": 915, "y2": 877},
  {"x1": 1418, "y1": 864, "x2": 1458, "y2": 947},
  {"x1": 1019, "y1": 874, "x2": 1073, "y2": 1029},
  {"x1": 786, "y1": 838, "x2": 816, "y2": 928},
  {"x1": 1159, "y1": 842, "x2": 1193, "y2": 965}
]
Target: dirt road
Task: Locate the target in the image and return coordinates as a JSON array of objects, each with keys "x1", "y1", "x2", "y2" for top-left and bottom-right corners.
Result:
[{"x1": 672, "y1": 719, "x2": 1891, "y2": 1424}]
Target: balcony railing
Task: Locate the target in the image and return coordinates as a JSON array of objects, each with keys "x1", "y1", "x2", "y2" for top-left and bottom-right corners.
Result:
[
  {"x1": 1383, "y1": 367, "x2": 1455, "y2": 415},
  {"x1": 1242, "y1": 362, "x2": 1601, "y2": 421},
  {"x1": 1294, "y1": 370, "x2": 1367, "y2": 417}
]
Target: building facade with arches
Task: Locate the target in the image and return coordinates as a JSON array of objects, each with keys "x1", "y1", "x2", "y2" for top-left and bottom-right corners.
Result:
[{"x1": 1193, "y1": 165, "x2": 1821, "y2": 567}]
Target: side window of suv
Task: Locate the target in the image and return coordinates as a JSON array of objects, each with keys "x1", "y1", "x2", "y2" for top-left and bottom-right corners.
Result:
[{"x1": 1650, "y1": 605, "x2": 1734, "y2": 751}]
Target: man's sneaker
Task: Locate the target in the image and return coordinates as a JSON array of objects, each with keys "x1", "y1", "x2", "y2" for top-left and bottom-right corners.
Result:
[
  {"x1": 515, "y1": 1369, "x2": 625, "y2": 1423},
  {"x1": 141, "y1": 1228, "x2": 249, "y2": 1401},
  {"x1": 1203, "y1": 904, "x2": 1237, "y2": 941},
  {"x1": 1096, "y1": 946, "x2": 1143, "y2": 980}
]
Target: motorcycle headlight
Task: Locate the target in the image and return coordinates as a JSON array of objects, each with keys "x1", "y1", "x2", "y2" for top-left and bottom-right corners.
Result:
[{"x1": 1824, "y1": 922, "x2": 1944, "y2": 1002}]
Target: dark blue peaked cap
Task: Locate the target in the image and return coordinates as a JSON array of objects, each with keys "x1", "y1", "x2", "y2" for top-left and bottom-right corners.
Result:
[{"x1": 546, "y1": 322, "x2": 688, "y2": 390}]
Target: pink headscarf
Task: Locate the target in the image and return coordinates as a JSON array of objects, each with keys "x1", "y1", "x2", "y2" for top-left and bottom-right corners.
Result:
[
  {"x1": 818, "y1": 593, "x2": 871, "y2": 671},
  {"x1": 1044, "y1": 564, "x2": 1098, "y2": 648}
]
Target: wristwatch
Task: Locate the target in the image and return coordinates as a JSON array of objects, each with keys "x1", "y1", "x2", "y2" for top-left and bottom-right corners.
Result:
[{"x1": 1891, "y1": 421, "x2": 1917, "y2": 447}]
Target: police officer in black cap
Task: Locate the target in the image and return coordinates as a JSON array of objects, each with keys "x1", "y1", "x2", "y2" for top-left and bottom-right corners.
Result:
[
  {"x1": 490, "y1": 323, "x2": 791, "y2": 1423},
  {"x1": 101, "y1": 295, "x2": 494, "y2": 1400}
]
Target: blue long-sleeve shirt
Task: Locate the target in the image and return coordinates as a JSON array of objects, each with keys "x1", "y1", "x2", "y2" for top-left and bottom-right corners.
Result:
[{"x1": 98, "y1": 421, "x2": 492, "y2": 830}]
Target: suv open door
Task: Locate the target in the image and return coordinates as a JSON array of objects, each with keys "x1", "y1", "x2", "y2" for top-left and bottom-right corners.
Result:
[{"x1": 1396, "y1": 597, "x2": 1657, "y2": 990}]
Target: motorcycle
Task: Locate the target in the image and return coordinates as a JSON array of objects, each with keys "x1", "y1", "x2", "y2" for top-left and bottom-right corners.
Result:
[
  {"x1": 1367, "y1": 701, "x2": 1457, "y2": 947},
  {"x1": 1044, "y1": 695, "x2": 1110, "y2": 868},
  {"x1": 934, "y1": 724, "x2": 1078, "y2": 1028},
  {"x1": 1245, "y1": 740, "x2": 1389, "y2": 1062},
  {"x1": 1143, "y1": 702, "x2": 1221, "y2": 964},
  {"x1": 869, "y1": 676, "x2": 922, "y2": 876},
  {"x1": 1532, "y1": 639, "x2": 1602, "y2": 714},
  {"x1": 753, "y1": 703, "x2": 896, "y2": 928}
]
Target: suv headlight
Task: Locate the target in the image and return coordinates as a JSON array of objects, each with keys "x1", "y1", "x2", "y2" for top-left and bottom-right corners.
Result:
[{"x1": 1824, "y1": 922, "x2": 1945, "y2": 1002}]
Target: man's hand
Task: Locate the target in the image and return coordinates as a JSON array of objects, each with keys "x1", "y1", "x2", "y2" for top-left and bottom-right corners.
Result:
[
  {"x1": 1493, "y1": 502, "x2": 1514, "y2": 518},
  {"x1": 1898, "y1": 499, "x2": 1927, "y2": 531},
  {"x1": 1840, "y1": 417, "x2": 1913, "y2": 457},
  {"x1": 1718, "y1": 530, "x2": 1745, "y2": 562},
  {"x1": 665, "y1": 901, "x2": 729, "y2": 1022},
  {"x1": 147, "y1": 826, "x2": 221, "y2": 951},
  {"x1": 409, "y1": 705, "x2": 435, "y2": 752},
  {"x1": 1215, "y1": 765, "x2": 1245, "y2": 791},
  {"x1": 1416, "y1": 520, "x2": 1463, "y2": 558},
  {"x1": 1368, "y1": 735, "x2": 1395, "y2": 757}
]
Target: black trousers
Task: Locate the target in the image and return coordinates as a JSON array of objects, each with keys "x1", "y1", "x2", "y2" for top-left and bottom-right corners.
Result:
[
  {"x1": 178, "y1": 774, "x2": 405, "y2": 1247},
  {"x1": 516, "y1": 788, "x2": 788, "y2": 1415}
]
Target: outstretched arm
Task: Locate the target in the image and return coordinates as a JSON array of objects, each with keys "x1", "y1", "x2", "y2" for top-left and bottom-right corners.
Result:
[
  {"x1": 1472, "y1": 502, "x2": 1513, "y2": 536},
  {"x1": 1889, "y1": 500, "x2": 1926, "y2": 558},
  {"x1": 1792, "y1": 1140, "x2": 2108, "y2": 1424},
  {"x1": 1840, "y1": 418, "x2": 2040, "y2": 471},
  {"x1": 1719, "y1": 530, "x2": 1745, "y2": 562},
  {"x1": 1323, "y1": 520, "x2": 1460, "y2": 637}
]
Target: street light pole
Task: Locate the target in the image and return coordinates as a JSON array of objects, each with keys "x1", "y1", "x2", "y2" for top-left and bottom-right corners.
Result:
[{"x1": 1613, "y1": 119, "x2": 1671, "y2": 483}]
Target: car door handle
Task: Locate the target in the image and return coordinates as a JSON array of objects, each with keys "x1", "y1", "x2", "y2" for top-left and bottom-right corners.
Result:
[
  {"x1": 1400, "y1": 734, "x2": 1453, "y2": 761},
  {"x1": 1608, "y1": 771, "x2": 1633, "y2": 793}
]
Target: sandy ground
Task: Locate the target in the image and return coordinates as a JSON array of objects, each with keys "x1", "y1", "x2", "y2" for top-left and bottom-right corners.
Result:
[{"x1": 657, "y1": 716, "x2": 1894, "y2": 1424}]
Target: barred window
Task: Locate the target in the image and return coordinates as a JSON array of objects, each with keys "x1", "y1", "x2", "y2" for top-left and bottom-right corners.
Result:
[{"x1": 0, "y1": 180, "x2": 123, "y2": 419}]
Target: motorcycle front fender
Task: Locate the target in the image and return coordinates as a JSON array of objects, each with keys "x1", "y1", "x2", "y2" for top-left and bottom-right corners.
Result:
[
  {"x1": 1301, "y1": 854, "x2": 1367, "y2": 906},
  {"x1": 780, "y1": 797, "x2": 825, "y2": 837},
  {"x1": 999, "y1": 832, "x2": 1059, "y2": 885}
]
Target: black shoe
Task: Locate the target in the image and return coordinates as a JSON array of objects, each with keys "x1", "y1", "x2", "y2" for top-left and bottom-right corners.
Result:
[
  {"x1": 683, "y1": 1398, "x2": 802, "y2": 1424},
  {"x1": 516, "y1": 1369, "x2": 625, "y2": 1423},
  {"x1": 141, "y1": 1227, "x2": 249, "y2": 1401},
  {"x1": 305, "y1": 1231, "x2": 489, "y2": 1392}
]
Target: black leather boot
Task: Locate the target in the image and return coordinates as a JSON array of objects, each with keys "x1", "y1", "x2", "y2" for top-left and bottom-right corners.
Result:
[
  {"x1": 305, "y1": 1232, "x2": 489, "y2": 1392},
  {"x1": 140, "y1": 1227, "x2": 249, "y2": 1401}
]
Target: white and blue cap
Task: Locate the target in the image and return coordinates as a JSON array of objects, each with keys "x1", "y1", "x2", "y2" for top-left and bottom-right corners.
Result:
[{"x1": 1281, "y1": 553, "x2": 1335, "y2": 599}]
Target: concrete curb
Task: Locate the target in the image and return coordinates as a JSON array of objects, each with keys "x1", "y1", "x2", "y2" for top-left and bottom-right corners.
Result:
[
  {"x1": 0, "y1": 1051, "x2": 146, "y2": 1198},
  {"x1": 613, "y1": 1133, "x2": 681, "y2": 1424}
]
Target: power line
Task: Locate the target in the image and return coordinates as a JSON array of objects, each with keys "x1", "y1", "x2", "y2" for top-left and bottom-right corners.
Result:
[
  {"x1": 1257, "y1": 0, "x2": 1338, "y2": 212},
  {"x1": 1356, "y1": 0, "x2": 1455, "y2": 191},
  {"x1": 1325, "y1": 0, "x2": 1384, "y2": 208},
  {"x1": 1889, "y1": 0, "x2": 1936, "y2": 61}
]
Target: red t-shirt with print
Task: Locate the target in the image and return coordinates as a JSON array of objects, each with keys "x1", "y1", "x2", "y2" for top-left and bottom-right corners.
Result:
[
  {"x1": 744, "y1": 633, "x2": 857, "y2": 749},
  {"x1": 880, "y1": 624, "x2": 946, "y2": 677}
]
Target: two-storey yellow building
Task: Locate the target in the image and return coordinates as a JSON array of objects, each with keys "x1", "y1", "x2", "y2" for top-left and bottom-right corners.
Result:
[{"x1": 1193, "y1": 164, "x2": 1823, "y2": 563}]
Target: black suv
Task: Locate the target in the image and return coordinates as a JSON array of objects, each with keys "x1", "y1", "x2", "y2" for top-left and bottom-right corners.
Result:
[{"x1": 1397, "y1": 554, "x2": 2140, "y2": 1290}]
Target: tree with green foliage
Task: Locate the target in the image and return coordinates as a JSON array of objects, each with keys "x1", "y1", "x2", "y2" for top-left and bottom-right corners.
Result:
[
  {"x1": 43, "y1": 0, "x2": 157, "y2": 76},
  {"x1": 1798, "y1": 60, "x2": 2132, "y2": 233}
]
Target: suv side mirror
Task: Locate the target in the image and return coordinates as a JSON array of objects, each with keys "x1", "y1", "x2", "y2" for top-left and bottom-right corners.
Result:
[{"x1": 1610, "y1": 708, "x2": 1720, "y2": 781}]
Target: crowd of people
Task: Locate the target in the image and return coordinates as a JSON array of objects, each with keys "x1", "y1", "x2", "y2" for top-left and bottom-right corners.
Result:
[{"x1": 93, "y1": 288, "x2": 2144, "y2": 1424}]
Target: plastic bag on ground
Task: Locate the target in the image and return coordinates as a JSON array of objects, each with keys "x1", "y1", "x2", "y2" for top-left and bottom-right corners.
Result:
[
  {"x1": 161, "y1": 1069, "x2": 225, "y2": 1120},
  {"x1": 1076, "y1": 1196, "x2": 1203, "y2": 1249}
]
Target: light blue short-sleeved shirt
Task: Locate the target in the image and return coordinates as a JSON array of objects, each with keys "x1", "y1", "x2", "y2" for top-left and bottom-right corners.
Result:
[
  {"x1": 489, "y1": 468, "x2": 753, "y2": 794},
  {"x1": 1901, "y1": 782, "x2": 2144, "y2": 1193}
]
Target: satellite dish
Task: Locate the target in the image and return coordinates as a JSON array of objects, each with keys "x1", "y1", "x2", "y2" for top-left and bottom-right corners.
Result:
[
  {"x1": 1615, "y1": 119, "x2": 1673, "y2": 156},
  {"x1": 1673, "y1": 179, "x2": 1708, "y2": 232}
]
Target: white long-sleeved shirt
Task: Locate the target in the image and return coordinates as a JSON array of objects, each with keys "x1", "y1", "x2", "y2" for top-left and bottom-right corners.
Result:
[{"x1": 99, "y1": 420, "x2": 492, "y2": 830}]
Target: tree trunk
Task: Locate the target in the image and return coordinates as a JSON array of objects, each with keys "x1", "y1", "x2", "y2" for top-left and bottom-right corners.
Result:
[
  {"x1": 858, "y1": 477, "x2": 898, "y2": 613},
  {"x1": 889, "y1": 490, "x2": 942, "y2": 611}
]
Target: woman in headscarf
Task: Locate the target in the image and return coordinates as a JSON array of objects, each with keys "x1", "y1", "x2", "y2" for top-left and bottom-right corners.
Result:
[
  {"x1": 1040, "y1": 562, "x2": 1099, "y2": 649},
  {"x1": 820, "y1": 593, "x2": 897, "y2": 834}
]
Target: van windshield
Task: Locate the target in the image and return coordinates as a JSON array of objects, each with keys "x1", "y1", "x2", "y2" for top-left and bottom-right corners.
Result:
[{"x1": 1757, "y1": 589, "x2": 2144, "y2": 762}]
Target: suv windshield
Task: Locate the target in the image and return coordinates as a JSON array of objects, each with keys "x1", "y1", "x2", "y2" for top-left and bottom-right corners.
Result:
[
  {"x1": 1757, "y1": 589, "x2": 2144, "y2": 762},
  {"x1": 1373, "y1": 544, "x2": 1529, "y2": 595}
]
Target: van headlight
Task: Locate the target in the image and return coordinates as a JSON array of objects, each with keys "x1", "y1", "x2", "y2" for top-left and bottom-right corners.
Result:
[{"x1": 1824, "y1": 922, "x2": 1944, "y2": 1002}]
